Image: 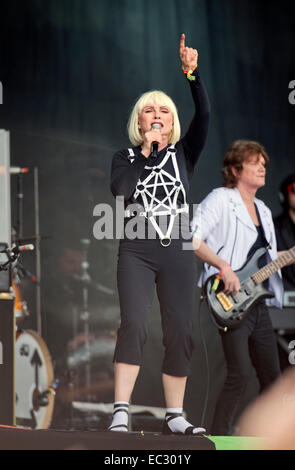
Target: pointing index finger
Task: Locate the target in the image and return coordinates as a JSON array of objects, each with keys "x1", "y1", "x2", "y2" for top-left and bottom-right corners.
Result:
[{"x1": 179, "y1": 33, "x2": 185, "y2": 53}]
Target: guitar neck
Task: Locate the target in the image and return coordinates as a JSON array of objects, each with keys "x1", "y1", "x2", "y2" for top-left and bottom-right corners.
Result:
[{"x1": 251, "y1": 246, "x2": 295, "y2": 284}]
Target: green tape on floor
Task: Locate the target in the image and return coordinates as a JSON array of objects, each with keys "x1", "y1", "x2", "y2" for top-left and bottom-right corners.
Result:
[{"x1": 208, "y1": 436, "x2": 268, "y2": 450}]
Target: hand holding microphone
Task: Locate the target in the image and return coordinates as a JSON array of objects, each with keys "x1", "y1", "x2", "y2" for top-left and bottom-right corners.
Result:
[
  {"x1": 150, "y1": 123, "x2": 162, "y2": 158},
  {"x1": 141, "y1": 123, "x2": 162, "y2": 159}
]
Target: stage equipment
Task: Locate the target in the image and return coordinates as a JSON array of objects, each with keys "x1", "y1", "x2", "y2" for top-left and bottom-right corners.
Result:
[
  {"x1": 0, "y1": 293, "x2": 15, "y2": 426},
  {"x1": 15, "y1": 329, "x2": 57, "y2": 429},
  {"x1": 0, "y1": 243, "x2": 12, "y2": 291},
  {"x1": 0, "y1": 130, "x2": 14, "y2": 425},
  {"x1": 0, "y1": 130, "x2": 11, "y2": 245},
  {"x1": 0, "y1": 296, "x2": 15, "y2": 425},
  {"x1": 0, "y1": 130, "x2": 11, "y2": 292},
  {"x1": 12, "y1": 279, "x2": 30, "y2": 326},
  {"x1": 269, "y1": 306, "x2": 295, "y2": 331},
  {"x1": 34, "y1": 167, "x2": 42, "y2": 336},
  {"x1": 284, "y1": 291, "x2": 295, "y2": 307},
  {"x1": 58, "y1": 238, "x2": 97, "y2": 428},
  {"x1": 53, "y1": 237, "x2": 117, "y2": 429},
  {"x1": 269, "y1": 306, "x2": 295, "y2": 367}
]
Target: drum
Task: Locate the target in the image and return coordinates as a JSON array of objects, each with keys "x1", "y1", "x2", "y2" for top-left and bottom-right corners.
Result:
[
  {"x1": 15, "y1": 330, "x2": 55, "y2": 429},
  {"x1": 56, "y1": 332, "x2": 116, "y2": 406},
  {"x1": 66, "y1": 334, "x2": 116, "y2": 372},
  {"x1": 12, "y1": 280, "x2": 29, "y2": 325}
]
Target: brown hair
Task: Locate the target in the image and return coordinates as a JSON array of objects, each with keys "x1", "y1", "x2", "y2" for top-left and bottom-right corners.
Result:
[{"x1": 222, "y1": 140, "x2": 269, "y2": 188}]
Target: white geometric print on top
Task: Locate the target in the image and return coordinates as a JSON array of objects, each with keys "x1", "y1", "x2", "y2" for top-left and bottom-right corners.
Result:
[{"x1": 128, "y1": 146, "x2": 188, "y2": 245}]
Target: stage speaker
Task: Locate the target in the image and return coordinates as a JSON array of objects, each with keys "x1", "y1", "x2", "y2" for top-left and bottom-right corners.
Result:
[
  {"x1": 0, "y1": 243, "x2": 11, "y2": 292},
  {"x1": 0, "y1": 130, "x2": 11, "y2": 293},
  {"x1": 0, "y1": 130, "x2": 14, "y2": 425},
  {"x1": 0, "y1": 297, "x2": 15, "y2": 426},
  {"x1": 0, "y1": 130, "x2": 11, "y2": 246}
]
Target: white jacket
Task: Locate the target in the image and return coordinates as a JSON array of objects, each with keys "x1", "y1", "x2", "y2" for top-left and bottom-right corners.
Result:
[{"x1": 191, "y1": 187, "x2": 283, "y2": 308}]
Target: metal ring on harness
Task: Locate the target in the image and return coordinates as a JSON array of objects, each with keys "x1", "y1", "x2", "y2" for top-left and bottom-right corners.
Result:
[{"x1": 160, "y1": 237, "x2": 171, "y2": 247}]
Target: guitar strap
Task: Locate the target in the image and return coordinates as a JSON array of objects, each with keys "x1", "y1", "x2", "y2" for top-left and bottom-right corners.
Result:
[{"x1": 254, "y1": 203, "x2": 271, "y2": 250}]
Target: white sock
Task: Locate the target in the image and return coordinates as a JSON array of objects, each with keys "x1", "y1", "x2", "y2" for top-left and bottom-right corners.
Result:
[
  {"x1": 166, "y1": 408, "x2": 206, "y2": 435},
  {"x1": 108, "y1": 402, "x2": 129, "y2": 432}
]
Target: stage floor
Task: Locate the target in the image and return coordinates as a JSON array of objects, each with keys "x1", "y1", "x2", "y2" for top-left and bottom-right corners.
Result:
[
  {"x1": 0, "y1": 426, "x2": 273, "y2": 450},
  {"x1": 0, "y1": 426, "x2": 215, "y2": 450}
]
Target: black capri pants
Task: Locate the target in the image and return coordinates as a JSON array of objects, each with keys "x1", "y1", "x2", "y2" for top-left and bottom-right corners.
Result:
[{"x1": 113, "y1": 236, "x2": 197, "y2": 377}]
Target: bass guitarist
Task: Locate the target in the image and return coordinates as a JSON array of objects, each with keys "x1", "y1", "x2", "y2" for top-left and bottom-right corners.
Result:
[{"x1": 191, "y1": 139, "x2": 295, "y2": 436}]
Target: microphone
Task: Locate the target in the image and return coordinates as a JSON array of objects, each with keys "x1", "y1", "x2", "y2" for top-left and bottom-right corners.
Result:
[
  {"x1": 151, "y1": 123, "x2": 161, "y2": 158},
  {"x1": 0, "y1": 244, "x2": 34, "y2": 270},
  {"x1": 10, "y1": 167, "x2": 29, "y2": 175},
  {"x1": 11, "y1": 244, "x2": 34, "y2": 254}
]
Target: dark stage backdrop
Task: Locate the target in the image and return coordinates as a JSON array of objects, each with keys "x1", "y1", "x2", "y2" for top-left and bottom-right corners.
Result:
[{"x1": 0, "y1": 0, "x2": 294, "y2": 430}]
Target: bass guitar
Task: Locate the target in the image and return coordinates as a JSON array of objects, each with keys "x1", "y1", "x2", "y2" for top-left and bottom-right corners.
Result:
[{"x1": 204, "y1": 245, "x2": 295, "y2": 331}]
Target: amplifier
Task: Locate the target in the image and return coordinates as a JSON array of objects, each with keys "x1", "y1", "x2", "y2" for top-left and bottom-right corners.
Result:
[
  {"x1": 269, "y1": 306, "x2": 295, "y2": 330},
  {"x1": 0, "y1": 243, "x2": 11, "y2": 292},
  {"x1": 0, "y1": 130, "x2": 11, "y2": 246},
  {"x1": 284, "y1": 291, "x2": 295, "y2": 307},
  {"x1": 0, "y1": 297, "x2": 15, "y2": 425},
  {"x1": 0, "y1": 130, "x2": 11, "y2": 293}
]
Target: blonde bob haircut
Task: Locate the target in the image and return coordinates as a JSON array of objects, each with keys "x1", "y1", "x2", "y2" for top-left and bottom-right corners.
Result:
[{"x1": 127, "y1": 90, "x2": 181, "y2": 147}]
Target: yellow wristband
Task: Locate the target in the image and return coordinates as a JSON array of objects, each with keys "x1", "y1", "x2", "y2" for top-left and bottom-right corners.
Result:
[{"x1": 182, "y1": 64, "x2": 197, "y2": 74}]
